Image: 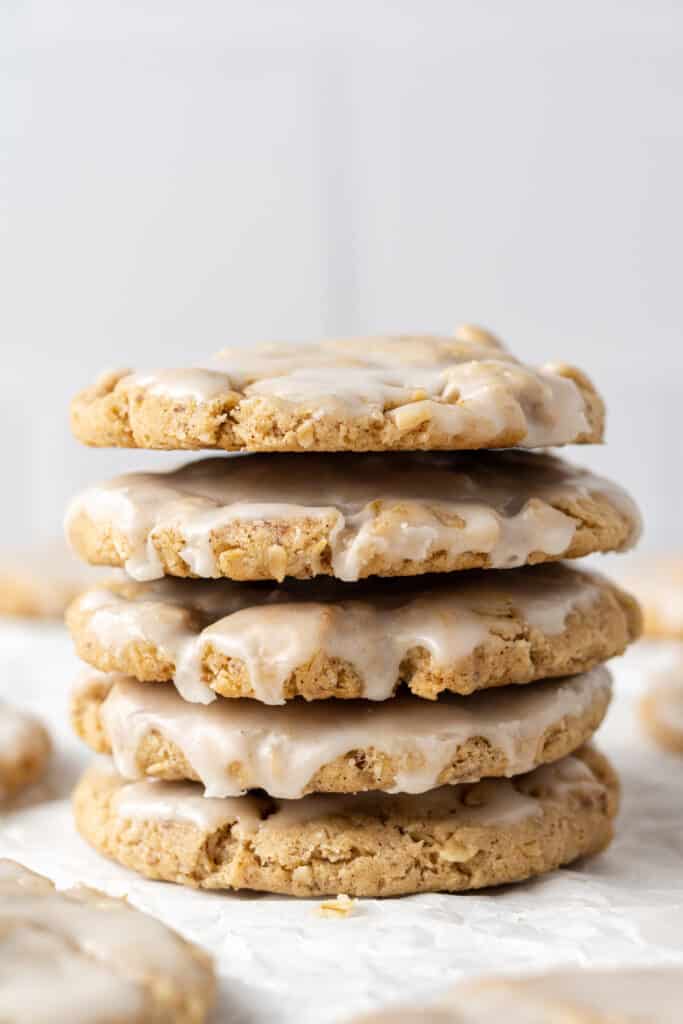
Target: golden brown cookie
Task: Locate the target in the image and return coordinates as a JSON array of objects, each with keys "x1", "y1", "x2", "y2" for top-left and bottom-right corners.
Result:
[
  {"x1": 64, "y1": 451, "x2": 640, "y2": 584},
  {"x1": 70, "y1": 332, "x2": 605, "y2": 454},
  {"x1": 353, "y1": 966, "x2": 683, "y2": 1023},
  {"x1": 71, "y1": 667, "x2": 612, "y2": 797},
  {"x1": 640, "y1": 662, "x2": 683, "y2": 754},
  {"x1": 73, "y1": 746, "x2": 618, "y2": 898},
  {"x1": 66, "y1": 565, "x2": 640, "y2": 703},
  {"x1": 0, "y1": 703, "x2": 51, "y2": 803},
  {"x1": 0, "y1": 858, "x2": 215, "y2": 1022}
]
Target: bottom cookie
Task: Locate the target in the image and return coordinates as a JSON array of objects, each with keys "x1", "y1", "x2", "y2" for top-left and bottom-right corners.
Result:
[
  {"x1": 73, "y1": 746, "x2": 618, "y2": 898},
  {"x1": 640, "y1": 662, "x2": 683, "y2": 754}
]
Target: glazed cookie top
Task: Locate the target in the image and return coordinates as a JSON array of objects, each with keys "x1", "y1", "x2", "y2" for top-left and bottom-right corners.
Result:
[
  {"x1": 65, "y1": 450, "x2": 641, "y2": 584},
  {"x1": 70, "y1": 330, "x2": 605, "y2": 453},
  {"x1": 66, "y1": 564, "x2": 639, "y2": 704},
  {"x1": 355, "y1": 967, "x2": 683, "y2": 1023},
  {"x1": 72, "y1": 666, "x2": 612, "y2": 798},
  {"x1": 0, "y1": 859, "x2": 215, "y2": 1023}
]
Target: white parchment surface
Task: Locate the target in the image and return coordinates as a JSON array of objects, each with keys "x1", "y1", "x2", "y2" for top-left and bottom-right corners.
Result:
[{"x1": 0, "y1": 619, "x2": 681, "y2": 1023}]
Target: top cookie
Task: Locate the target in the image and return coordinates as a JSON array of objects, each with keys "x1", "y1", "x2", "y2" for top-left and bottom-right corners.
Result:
[
  {"x1": 0, "y1": 858, "x2": 216, "y2": 1023},
  {"x1": 70, "y1": 330, "x2": 605, "y2": 453}
]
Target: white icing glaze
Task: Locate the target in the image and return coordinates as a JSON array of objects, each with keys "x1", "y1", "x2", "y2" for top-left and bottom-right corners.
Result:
[
  {"x1": 448, "y1": 967, "x2": 683, "y2": 1023},
  {"x1": 99, "y1": 750, "x2": 607, "y2": 835},
  {"x1": 113, "y1": 779, "x2": 267, "y2": 836},
  {"x1": 92, "y1": 668, "x2": 611, "y2": 798},
  {"x1": 0, "y1": 859, "x2": 209, "y2": 1023},
  {"x1": 64, "y1": 450, "x2": 640, "y2": 585},
  {"x1": 70, "y1": 564, "x2": 606, "y2": 704},
  {"x1": 113, "y1": 334, "x2": 593, "y2": 448},
  {"x1": 0, "y1": 926, "x2": 144, "y2": 1023}
]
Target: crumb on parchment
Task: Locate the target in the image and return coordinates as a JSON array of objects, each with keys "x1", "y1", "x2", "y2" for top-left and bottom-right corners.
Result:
[{"x1": 317, "y1": 893, "x2": 357, "y2": 918}]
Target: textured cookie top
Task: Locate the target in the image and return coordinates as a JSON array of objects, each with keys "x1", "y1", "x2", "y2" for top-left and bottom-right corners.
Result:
[
  {"x1": 70, "y1": 330, "x2": 605, "y2": 453},
  {"x1": 66, "y1": 564, "x2": 640, "y2": 703},
  {"x1": 73, "y1": 746, "x2": 618, "y2": 897},
  {"x1": 356, "y1": 967, "x2": 683, "y2": 1023},
  {"x1": 0, "y1": 859, "x2": 215, "y2": 1023},
  {"x1": 65, "y1": 450, "x2": 640, "y2": 584},
  {"x1": 72, "y1": 666, "x2": 612, "y2": 798},
  {"x1": 0, "y1": 703, "x2": 51, "y2": 803}
]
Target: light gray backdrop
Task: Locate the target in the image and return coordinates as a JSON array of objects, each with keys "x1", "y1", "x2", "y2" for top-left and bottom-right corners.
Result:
[{"x1": 3, "y1": 1, "x2": 681, "y2": 549}]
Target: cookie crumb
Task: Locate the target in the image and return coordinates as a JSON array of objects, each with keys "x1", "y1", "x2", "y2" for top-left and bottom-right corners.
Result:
[{"x1": 317, "y1": 893, "x2": 357, "y2": 918}]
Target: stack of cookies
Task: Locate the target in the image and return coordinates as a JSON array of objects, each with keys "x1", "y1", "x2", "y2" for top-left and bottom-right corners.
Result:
[{"x1": 64, "y1": 329, "x2": 642, "y2": 898}]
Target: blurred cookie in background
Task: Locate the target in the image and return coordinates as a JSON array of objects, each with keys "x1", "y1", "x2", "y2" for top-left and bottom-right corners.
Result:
[
  {"x1": 0, "y1": 539, "x2": 99, "y2": 620},
  {"x1": 619, "y1": 558, "x2": 683, "y2": 640},
  {"x1": 640, "y1": 659, "x2": 683, "y2": 754},
  {"x1": 0, "y1": 859, "x2": 216, "y2": 1022},
  {"x1": 0, "y1": 703, "x2": 51, "y2": 804}
]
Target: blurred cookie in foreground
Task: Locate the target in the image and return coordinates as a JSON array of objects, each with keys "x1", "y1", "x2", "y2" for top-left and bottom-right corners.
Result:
[
  {"x1": 0, "y1": 539, "x2": 98, "y2": 619},
  {"x1": 0, "y1": 859, "x2": 216, "y2": 1022},
  {"x1": 619, "y1": 558, "x2": 683, "y2": 639},
  {"x1": 0, "y1": 703, "x2": 51, "y2": 803},
  {"x1": 353, "y1": 965, "x2": 683, "y2": 1023},
  {"x1": 640, "y1": 660, "x2": 683, "y2": 754}
]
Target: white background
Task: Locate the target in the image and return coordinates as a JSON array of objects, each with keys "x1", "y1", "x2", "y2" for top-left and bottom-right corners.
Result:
[{"x1": 2, "y1": 0, "x2": 682, "y2": 548}]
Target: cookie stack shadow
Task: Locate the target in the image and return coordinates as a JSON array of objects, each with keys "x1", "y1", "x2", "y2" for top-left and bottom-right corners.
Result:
[{"x1": 64, "y1": 329, "x2": 642, "y2": 898}]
